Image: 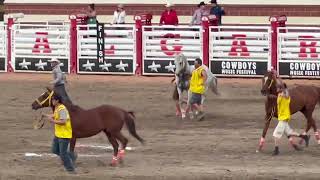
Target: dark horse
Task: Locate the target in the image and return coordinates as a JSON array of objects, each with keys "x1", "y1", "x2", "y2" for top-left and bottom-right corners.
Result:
[
  {"x1": 258, "y1": 70, "x2": 320, "y2": 151},
  {"x1": 31, "y1": 87, "x2": 144, "y2": 166}
]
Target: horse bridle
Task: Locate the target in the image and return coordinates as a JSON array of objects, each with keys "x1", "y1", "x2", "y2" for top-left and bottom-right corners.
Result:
[{"x1": 35, "y1": 91, "x2": 54, "y2": 107}]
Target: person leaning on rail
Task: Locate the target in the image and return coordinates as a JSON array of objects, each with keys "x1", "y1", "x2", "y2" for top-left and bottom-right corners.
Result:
[
  {"x1": 190, "y1": 1, "x2": 209, "y2": 25},
  {"x1": 111, "y1": 4, "x2": 126, "y2": 25}
]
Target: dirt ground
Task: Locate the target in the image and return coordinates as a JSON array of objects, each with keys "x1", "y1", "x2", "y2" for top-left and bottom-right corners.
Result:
[{"x1": 0, "y1": 74, "x2": 320, "y2": 180}]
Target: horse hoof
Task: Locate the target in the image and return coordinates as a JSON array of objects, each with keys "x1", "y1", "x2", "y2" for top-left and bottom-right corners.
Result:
[{"x1": 110, "y1": 163, "x2": 117, "y2": 167}]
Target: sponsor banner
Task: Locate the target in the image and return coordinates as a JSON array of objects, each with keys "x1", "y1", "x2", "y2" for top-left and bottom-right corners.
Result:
[
  {"x1": 78, "y1": 58, "x2": 133, "y2": 74},
  {"x1": 14, "y1": 58, "x2": 69, "y2": 73},
  {"x1": 210, "y1": 60, "x2": 267, "y2": 76},
  {"x1": 0, "y1": 58, "x2": 5, "y2": 71},
  {"x1": 279, "y1": 62, "x2": 320, "y2": 77}
]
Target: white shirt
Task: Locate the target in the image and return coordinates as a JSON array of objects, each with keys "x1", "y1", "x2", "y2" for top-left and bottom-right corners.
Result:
[{"x1": 112, "y1": 10, "x2": 126, "y2": 24}]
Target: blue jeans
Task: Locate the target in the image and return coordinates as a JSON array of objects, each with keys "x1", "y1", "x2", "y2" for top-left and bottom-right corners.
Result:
[{"x1": 52, "y1": 137, "x2": 75, "y2": 171}]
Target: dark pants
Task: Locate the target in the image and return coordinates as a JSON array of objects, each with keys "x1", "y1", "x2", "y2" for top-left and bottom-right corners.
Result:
[
  {"x1": 54, "y1": 84, "x2": 72, "y2": 104},
  {"x1": 52, "y1": 137, "x2": 75, "y2": 171}
]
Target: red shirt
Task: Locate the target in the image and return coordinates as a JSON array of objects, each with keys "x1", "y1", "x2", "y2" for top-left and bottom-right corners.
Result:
[{"x1": 160, "y1": 10, "x2": 179, "y2": 25}]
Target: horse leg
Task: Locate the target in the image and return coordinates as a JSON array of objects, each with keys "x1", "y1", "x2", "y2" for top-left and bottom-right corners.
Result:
[
  {"x1": 69, "y1": 138, "x2": 77, "y2": 163},
  {"x1": 104, "y1": 131, "x2": 119, "y2": 166},
  {"x1": 114, "y1": 132, "x2": 128, "y2": 164},
  {"x1": 302, "y1": 108, "x2": 320, "y2": 144},
  {"x1": 257, "y1": 109, "x2": 275, "y2": 152}
]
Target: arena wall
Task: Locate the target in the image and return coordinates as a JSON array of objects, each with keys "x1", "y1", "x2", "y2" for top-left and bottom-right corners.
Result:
[{"x1": 4, "y1": 1, "x2": 320, "y2": 24}]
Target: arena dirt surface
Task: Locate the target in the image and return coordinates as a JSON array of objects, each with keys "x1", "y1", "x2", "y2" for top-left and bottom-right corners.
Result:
[{"x1": 0, "y1": 73, "x2": 320, "y2": 180}]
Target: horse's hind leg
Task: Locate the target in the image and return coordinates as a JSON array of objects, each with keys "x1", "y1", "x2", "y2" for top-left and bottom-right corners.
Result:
[
  {"x1": 104, "y1": 130, "x2": 119, "y2": 166},
  {"x1": 114, "y1": 132, "x2": 128, "y2": 164},
  {"x1": 302, "y1": 109, "x2": 320, "y2": 144}
]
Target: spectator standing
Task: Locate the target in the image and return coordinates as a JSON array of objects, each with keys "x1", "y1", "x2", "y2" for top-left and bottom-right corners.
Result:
[
  {"x1": 86, "y1": 3, "x2": 97, "y2": 25},
  {"x1": 111, "y1": 4, "x2": 126, "y2": 24},
  {"x1": 160, "y1": 2, "x2": 179, "y2": 25},
  {"x1": 209, "y1": 0, "x2": 225, "y2": 25},
  {"x1": 190, "y1": 1, "x2": 209, "y2": 25}
]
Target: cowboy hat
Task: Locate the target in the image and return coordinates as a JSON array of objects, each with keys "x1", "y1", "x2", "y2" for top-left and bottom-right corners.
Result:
[
  {"x1": 48, "y1": 58, "x2": 60, "y2": 63},
  {"x1": 198, "y1": 1, "x2": 206, "y2": 7},
  {"x1": 117, "y1": 4, "x2": 124, "y2": 8},
  {"x1": 209, "y1": 0, "x2": 217, "y2": 4},
  {"x1": 165, "y1": 2, "x2": 174, "y2": 7}
]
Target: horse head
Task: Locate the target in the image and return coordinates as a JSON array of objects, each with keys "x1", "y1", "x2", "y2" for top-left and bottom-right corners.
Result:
[
  {"x1": 31, "y1": 87, "x2": 54, "y2": 110},
  {"x1": 261, "y1": 70, "x2": 284, "y2": 96},
  {"x1": 174, "y1": 53, "x2": 188, "y2": 75}
]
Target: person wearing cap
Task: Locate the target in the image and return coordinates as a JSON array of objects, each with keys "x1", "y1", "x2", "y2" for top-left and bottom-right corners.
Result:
[
  {"x1": 209, "y1": 0, "x2": 225, "y2": 25},
  {"x1": 111, "y1": 4, "x2": 126, "y2": 24},
  {"x1": 159, "y1": 2, "x2": 179, "y2": 25},
  {"x1": 49, "y1": 58, "x2": 72, "y2": 104},
  {"x1": 190, "y1": 1, "x2": 209, "y2": 25}
]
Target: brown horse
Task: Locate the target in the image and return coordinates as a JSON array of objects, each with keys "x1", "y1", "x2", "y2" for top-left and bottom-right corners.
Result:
[
  {"x1": 258, "y1": 70, "x2": 320, "y2": 151},
  {"x1": 31, "y1": 87, "x2": 144, "y2": 166}
]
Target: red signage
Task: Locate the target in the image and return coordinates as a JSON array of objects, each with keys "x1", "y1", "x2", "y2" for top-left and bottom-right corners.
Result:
[
  {"x1": 229, "y1": 34, "x2": 249, "y2": 57},
  {"x1": 299, "y1": 36, "x2": 318, "y2": 58},
  {"x1": 160, "y1": 33, "x2": 183, "y2": 56},
  {"x1": 32, "y1": 32, "x2": 52, "y2": 53}
]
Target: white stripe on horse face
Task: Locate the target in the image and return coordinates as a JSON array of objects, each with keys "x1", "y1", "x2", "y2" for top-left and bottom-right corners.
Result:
[{"x1": 264, "y1": 76, "x2": 268, "y2": 85}]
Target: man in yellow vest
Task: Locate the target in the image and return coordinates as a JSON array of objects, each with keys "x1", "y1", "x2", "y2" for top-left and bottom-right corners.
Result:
[
  {"x1": 188, "y1": 58, "x2": 207, "y2": 120},
  {"x1": 43, "y1": 95, "x2": 75, "y2": 173},
  {"x1": 272, "y1": 83, "x2": 309, "y2": 155}
]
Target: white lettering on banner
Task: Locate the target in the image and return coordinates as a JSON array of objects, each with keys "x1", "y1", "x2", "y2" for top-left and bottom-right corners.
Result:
[
  {"x1": 289, "y1": 62, "x2": 320, "y2": 71},
  {"x1": 221, "y1": 61, "x2": 257, "y2": 75},
  {"x1": 97, "y1": 23, "x2": 105, "y2": 63}
]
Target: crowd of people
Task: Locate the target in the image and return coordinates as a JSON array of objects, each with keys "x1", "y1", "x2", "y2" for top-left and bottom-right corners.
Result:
[{"x1": 82, "y1": 0, "x2": 225, "y2": 25}]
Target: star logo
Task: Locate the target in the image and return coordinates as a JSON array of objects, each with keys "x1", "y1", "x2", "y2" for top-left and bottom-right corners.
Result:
[
  {"x1": 115, "y1": 60, "x2": 128, "y2": 72},
  {"x1": 148, "y1": 61, "x2": 161, "y2": 72},
  {"x1": 99, "y1": 61, "x2": 112, "y2": 71},
  {"x1": 165, "y1": 61, "x2": 175, "y2": 73},
  {"x1": 19, "y1": 58, "x2": 31, "y2": 70},
  {"x1": 35, "y1": 59, "x2": 47, "y2": 70},
  {"x1": 82, "y1": 60, "x2": 95, "y2": 71}
]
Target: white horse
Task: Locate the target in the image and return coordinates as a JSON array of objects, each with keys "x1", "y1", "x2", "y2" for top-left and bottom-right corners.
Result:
[{"x1": 173, "y1": 53, "x2": 219, "y2": 119}]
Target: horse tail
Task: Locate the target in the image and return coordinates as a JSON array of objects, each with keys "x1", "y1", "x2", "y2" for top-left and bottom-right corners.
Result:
[{"x1": 124, "y1": 111, "x2": 145, "y2": 144}]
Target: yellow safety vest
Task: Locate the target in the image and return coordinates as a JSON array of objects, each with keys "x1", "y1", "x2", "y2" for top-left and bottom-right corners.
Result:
[
  {"x1": 53, "y1": 104, "x2": 72, "y2": 138},
  {"x1": 189, "y1": 66, "x2": 205, "y2": 94},
  {"x1": 277, "y1": 95, "x2": 291, "y2": 121}
]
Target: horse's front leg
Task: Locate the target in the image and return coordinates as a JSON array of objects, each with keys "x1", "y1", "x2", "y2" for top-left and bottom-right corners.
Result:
[
  {"x1": 177, "y1": 89, "x2": 186, "y2": 119},
  {"x1": 257, "y1": 112, "x2": 273, "y2": 152},
  {"x1": 69, "y1": 138, "x2": 77, "y2": 163}
]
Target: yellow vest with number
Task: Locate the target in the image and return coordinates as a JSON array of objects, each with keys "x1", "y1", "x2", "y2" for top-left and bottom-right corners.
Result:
[
  {"x1": 277, "y1": 95, "x2": 291, "y2": 121},
  {"x1": 189, "y1": 66, "x2": 205, "y2": 94},
  {"x1": 54, "y1": 104, "x2": 72, "y2": 138}
]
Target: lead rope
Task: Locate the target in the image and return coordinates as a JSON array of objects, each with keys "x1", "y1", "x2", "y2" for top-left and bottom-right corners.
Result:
[
  {"x1": 267, "y1": 106, "x2": 276, "y2": 122},
  {"x1": 33, "y1": 109, "x2": 45, "y2": 129}
]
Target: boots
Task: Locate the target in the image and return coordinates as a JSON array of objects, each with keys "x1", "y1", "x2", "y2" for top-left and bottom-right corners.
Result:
[{"x1": 272, "y1": 146, "x2": 279, "y2": 156}]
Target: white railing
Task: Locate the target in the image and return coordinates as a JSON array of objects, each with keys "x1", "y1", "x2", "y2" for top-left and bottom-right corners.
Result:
[
  {"x1": 142, "y1": 25, "x2": 202, "y2": 75},
  {"x1": 77, "y1": 24, "x2": 135, "y2": 74},
  {"x1": 11, "y1": 24, "x2": 70, "y2": 73},
  {"x1": 210, "y1": 26, "x2": 271, "y2": 77},
  {"x1": 0, "y1": 25, "x2": 6, "y2": 72},
  {"x1": 278, "y1": 27, "x2": 320, "y2": 78}
]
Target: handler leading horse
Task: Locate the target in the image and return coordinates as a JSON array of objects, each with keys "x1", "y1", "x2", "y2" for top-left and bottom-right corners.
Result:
[
  {"x1": 31, "y1": 88, "x2": 144, "y2": 166},
  {"x1": 258, "y1": 70, "x2": 320, "y2": 151},
  {"x1": 173, "y1": 54, "x2": 219, "y2": 119}
]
